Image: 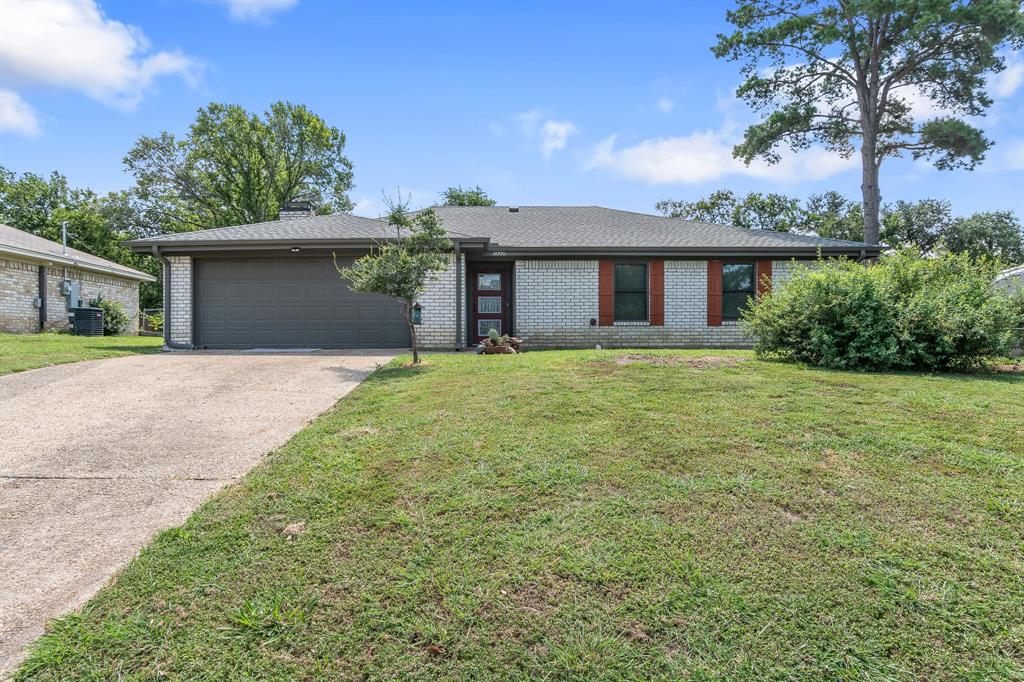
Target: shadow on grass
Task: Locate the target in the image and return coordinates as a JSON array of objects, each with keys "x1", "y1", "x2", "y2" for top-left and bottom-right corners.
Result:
[
  {"x1": 756, "y1": 355, "x2": 1024, "y2": 384},
  {"x1": 361, "y1": 362, "x2": 436, "y2": 384},
  {"x1": 80, "y1": 344, "x2": 162, "y2": 353}
]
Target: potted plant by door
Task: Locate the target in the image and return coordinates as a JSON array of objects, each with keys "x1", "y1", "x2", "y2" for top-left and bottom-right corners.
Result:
[{"x1": 477, "y1": 328, "x2": 523, "y2": 354}]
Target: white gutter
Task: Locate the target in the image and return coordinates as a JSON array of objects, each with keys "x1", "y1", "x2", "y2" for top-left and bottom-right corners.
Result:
[{"x1": 0, "y1": 245, "x2": 157, "y2": 282}]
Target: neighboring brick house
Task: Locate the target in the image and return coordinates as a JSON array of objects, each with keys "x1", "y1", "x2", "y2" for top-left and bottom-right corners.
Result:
[
  {"x1": 0, "y1": 223, "x2": 155, "y2": 334},
  {"x1": 127, "y1": 204, "x2": 882, "y2": 350}
]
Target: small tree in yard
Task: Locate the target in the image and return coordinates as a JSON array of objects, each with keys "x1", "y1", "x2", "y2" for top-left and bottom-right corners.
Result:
[{"x1": 338, "y1": 200, "x2": 452, "y2": 364}]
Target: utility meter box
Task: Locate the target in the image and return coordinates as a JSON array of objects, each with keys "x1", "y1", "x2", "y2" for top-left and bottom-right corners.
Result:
[{"x1": 61, "y1": 280, "x2": 82, "y2": 308}]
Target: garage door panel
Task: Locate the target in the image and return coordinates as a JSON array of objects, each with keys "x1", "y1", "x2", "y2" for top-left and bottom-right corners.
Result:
[{"x1": 196, "y1": 257, "x2": 411, "y2": 349}]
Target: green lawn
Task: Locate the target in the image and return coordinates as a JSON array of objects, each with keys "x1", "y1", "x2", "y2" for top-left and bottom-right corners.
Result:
[
  {"x1": 19, "y1": 351, "x2": 1024, "y2": 680},
  {"x1": 0, "y1": 332, "x2": 163, "y2": 376}
]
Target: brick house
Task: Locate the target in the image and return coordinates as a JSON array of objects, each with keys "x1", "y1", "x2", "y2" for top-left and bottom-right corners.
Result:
[
  {"x1": 127, "y1": 204, "x2": 882, "y2": 350},
  {"x1": 1, "y1": 223, "x2": 155, "y2": 334}
]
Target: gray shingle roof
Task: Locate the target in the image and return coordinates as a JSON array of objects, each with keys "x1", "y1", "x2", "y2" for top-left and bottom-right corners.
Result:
[
  {"x1": 1, "y1": 223, "x2": 156, "y2": 281},
  {"x1": 128, "y1": 212, "x2": 388, "y2": 244},
  {"x1": 431, "y1": 206, "x2": 876, "y2": 251},
  {"x1": 127, "y1": 205, "x2": 880, "y2": 254}
]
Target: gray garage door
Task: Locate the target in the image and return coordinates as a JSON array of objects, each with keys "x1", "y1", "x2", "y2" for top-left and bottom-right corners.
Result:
[{"x1": 195, "y1": 257, "x2": 410, "y2": 349}]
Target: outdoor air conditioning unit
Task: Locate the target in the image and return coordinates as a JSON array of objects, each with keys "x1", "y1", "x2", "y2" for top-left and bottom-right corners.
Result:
[{"x1": 69, "y1": 307, "x2": 103, "y2": 336}]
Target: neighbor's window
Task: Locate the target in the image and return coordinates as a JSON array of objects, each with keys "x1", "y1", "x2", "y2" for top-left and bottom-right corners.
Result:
[
  {"x1": 723, "y1": 263, "x2": 755, "y2": 320},
  {"x1": 614, "y1": 263, "x2": 647, "y2": 322}
]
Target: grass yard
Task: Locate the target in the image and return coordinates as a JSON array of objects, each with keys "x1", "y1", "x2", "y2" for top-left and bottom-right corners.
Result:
[
  {"x1": 18, "y1": 351, "x2": 1024, "y2": 680},
  {"x1": 0, "y1": 332, "x2": 163, "y2": 375}
]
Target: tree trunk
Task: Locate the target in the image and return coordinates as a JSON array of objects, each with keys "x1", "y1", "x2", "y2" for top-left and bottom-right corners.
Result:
[
  {"x1": 860, "y1": 136, "x2": 882, "y2": 245},
  {"x1": 410, "y1": 323, "x2": 419, "y2": 364},
  {"x1": 405, "y1": 301, "x2": 419, "y2": 364}
]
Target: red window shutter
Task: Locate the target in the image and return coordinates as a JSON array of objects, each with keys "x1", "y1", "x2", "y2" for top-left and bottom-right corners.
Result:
[
  {"x1": 707, "y1": 260, "x2": 723, "y2": 326},
  {"x1": 649, "y1": 259, "x2": 665, "y2": 326},
  {"x1": 756, "y1": 259, "x2": 772, "y2": 298},
  {"x1": 598, "y1": 260, "x2": 614, "y2": 326}
]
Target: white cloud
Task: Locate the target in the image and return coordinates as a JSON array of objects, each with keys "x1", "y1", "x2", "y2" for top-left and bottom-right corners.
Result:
[
  {"x1": 352, "y1": 197, "x2": 382, "y2": 218},
  {"x1": 656, "y1": 97, "x2": 675, "y2": 114},
  {"x1": 517, "y1": 109, "x2": 543, "y2": 136},
  {"x1": 585, "y1": 130, "x2": 857, "y2": 185},
  {"x1": 220, "y1": 0, "x2": 298, "y2": 23},
  {"x1": 0, "y1": 89, "x2": 40, "y2": 137},
  {"x1": 991, "y1": 51, "x2": 1023, "y2": 98},
  {"x1": 0, "y1": 0, "x2": 200, "y2": 110},
  {"x1": 539, "y1": 120, "x2": 578, "y2": 159},
  {"x1": 516, "y1": 110, "x2": 577, "y2": 159}
]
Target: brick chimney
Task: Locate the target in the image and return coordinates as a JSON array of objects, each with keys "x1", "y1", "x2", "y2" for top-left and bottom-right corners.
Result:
[{"x1": 279, "y1": 200, "x2": 315, "y2": 220}]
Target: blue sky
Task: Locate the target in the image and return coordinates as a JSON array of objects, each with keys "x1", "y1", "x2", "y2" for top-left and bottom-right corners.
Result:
[{"x1": 1, "y1": 0, "x2": 1022, "y2": 219}]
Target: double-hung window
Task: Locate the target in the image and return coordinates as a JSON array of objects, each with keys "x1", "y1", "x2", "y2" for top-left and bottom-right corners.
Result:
[
  {"x1": 722, "y1": 263, "x2": 756, "y2": 320},
  {"x1": 614, "y1": 263, "x2": 648, "y2": 322}
]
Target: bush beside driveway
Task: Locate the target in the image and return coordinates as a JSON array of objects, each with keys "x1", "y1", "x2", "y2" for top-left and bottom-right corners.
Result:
[{"x1": 17, "y1": 350, "x2": 1024, "y2": 680}]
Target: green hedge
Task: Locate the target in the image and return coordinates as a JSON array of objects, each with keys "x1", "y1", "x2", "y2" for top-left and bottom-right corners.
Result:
[{"x1": 742, "y1": 249, "x2": 1021, "y2": 371}]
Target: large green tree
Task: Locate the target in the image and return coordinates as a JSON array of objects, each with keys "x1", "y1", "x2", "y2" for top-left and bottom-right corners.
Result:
[
  {"x1": 713, "y1": 0, "x2": 1024, "y2": 244},
  {"x1": 942, "y1": 211, "x2": 1024, "y2": 263},
  {"x1": 441, "y1": 185, "x2": 496, "y2": 206},
  {"x1": 804, "y1": 190, "x2": 865, "y2": 241},
  {"x1": 0, "y1": 167, "x2": 164, "y2": 307},
  {"x1": 125, "y1": 101, "x2": 354, "y2": 230},
  {"x1": 656, "y1": 188, "x2": 1022, "y2": 261},
  {"x1": 656, "y1": 190, "x2": 802, "y2": 232},
  {"x1": 880, "y1": 198, "x2": 953, "y2": 253}
]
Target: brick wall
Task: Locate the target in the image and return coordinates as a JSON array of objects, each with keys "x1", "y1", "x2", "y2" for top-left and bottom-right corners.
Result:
[
  {"x1": 63, "y1": 268, "x2": 141, "y2": 334},
  {"x1": 155, "y1": 252, "x2": 811, "y2": 351},
  {"x1": 416, "y1": 252, "x2": 466, "y2": 350},
  {"x1": 1, "y1": 257, "x2": 141, "y2": 334},
  {"x1": 1, "y1": 258, "x2": 40, "y2": 333},
  {"x1": 167, "y1": 256, "x2": 192, "y2": 346},
  {"x1": 513, "y1": 258, "x2": 808, "y2": 349}
]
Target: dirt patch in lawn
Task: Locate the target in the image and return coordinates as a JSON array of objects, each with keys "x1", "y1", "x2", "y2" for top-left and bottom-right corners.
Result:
[
  {"x1": 992, "y1": 363, "x2": 1023, "y2": 373},
  {"x1": 614, "y1": 354, "x2": 747, "y2": 369}
]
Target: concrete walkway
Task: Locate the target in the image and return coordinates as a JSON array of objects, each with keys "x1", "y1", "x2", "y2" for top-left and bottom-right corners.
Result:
[{"x1": 0, "y1": 350, "x2": 396, "y2": 676}]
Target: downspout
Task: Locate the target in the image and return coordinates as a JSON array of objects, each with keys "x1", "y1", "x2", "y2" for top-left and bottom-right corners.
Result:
[
  {"x1": 454, "y1": 241, "x2": 463, "y2": 350},
  {"x1": 155, "y1": 246, "x2": 191, "y2": 350},
  {"x1": 38, "y1": 265, "x2": 47, "y2": 331}
]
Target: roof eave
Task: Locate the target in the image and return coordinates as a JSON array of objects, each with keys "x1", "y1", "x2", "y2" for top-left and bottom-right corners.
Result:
[
  {"x1": 0, "y1": 245, "x2": 157, "y2": 282},
  {"x1": 130, "y1": 239, "x2": 879, "y2": 260},
  {"x1": 479, "y1": 245, "x2": 882, "y2": 258},
  {"x1": 128, "y1": 236, "x2": 491, "y2": 254}
]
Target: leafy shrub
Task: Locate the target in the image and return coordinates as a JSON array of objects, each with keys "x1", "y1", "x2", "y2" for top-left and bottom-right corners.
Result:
[
  {"x1": 147, "y1": 311, "x2": 164, "y2": 333},
  {"x1": 88, "y1": 295, "x2": 131, "y2": 335},
  {"x1": 1011, "y1": 290, "x2": 1024, "y2": 352},
  {"x1": 742, "y1": 248, "x2": 1019, "y2": 371}
]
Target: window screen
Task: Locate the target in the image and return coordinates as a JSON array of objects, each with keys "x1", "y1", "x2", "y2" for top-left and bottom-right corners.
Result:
[
  {"x1": 722, "y1": 263, "x2": 755, "y2": 320},
  {"x1": 614, "y1": 263, "x2": 648, "y2": 322}
]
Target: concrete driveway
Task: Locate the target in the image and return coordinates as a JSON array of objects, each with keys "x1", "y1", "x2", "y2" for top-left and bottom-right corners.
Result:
[{"x1": 0, "y1": 350, "x2": 396, "y2": 676}]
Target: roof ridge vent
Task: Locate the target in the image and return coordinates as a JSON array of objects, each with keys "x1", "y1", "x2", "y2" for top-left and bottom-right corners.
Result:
[{"x1": 508, "y1": 206, "x2": 519, "y2": 213}]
